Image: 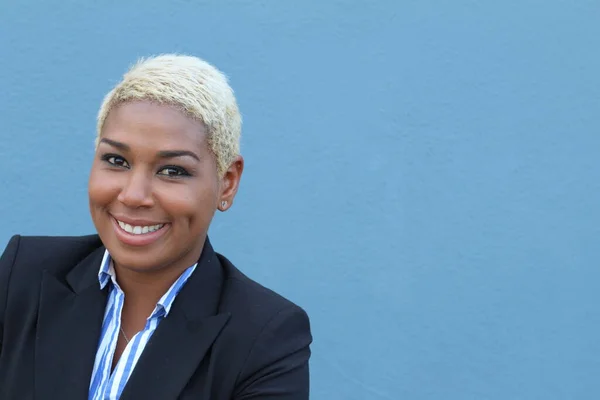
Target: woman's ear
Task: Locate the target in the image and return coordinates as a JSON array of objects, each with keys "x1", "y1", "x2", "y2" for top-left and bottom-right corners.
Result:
[{"x1": 218, "y1": 155, "x2": 244, "y2": 211}]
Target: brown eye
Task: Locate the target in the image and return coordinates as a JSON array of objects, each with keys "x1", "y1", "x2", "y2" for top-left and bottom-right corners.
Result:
[
  {"x1": 157, "y1": 166, "x2": 190, "y2": 177},
  {"x1": 102, "y1": 154, "x2": 130, "y2": 168}
]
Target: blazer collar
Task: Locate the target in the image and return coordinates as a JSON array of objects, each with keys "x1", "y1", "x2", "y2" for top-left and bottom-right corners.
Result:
[
  {"x1": 64, "y1": 238, "x2": 105, "y2": 293},
  {"x1": 35, "y1": 242, "x2": 108, "y2": 400},
  {"x1": 35, "y1": 235, "x2": 231, "y2": 400}
]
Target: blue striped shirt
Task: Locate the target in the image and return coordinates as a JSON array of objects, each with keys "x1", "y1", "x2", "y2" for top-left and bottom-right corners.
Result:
[{"x1": 88, "y1": 251, "x2": 197, "y2": 400}]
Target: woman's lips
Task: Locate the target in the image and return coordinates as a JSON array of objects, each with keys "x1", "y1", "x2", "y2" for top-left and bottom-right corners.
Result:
[{"x1": 111, "y1": 216, "x2": 170, "y2": 246}]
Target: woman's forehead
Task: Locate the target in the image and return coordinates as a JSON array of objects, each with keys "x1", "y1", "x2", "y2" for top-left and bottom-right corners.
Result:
[{"x1": 101, "y1": 101, "x2": 209, "y2": 151}]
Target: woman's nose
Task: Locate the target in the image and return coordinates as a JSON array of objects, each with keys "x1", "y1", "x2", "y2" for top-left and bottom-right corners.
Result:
[{"x1": 117, "y1": 170, "x2": 154, "y2": 208}]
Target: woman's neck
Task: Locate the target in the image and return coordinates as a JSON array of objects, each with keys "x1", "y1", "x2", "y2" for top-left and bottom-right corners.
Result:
[{"x1": 113, "y1": 261, "x2": 191, "y2": 309}]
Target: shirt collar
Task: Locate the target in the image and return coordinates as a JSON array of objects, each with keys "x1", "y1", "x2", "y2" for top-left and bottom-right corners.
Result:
[
  {"x1": 97, "y1": 249, "x2": 197, "y2": 317},
  {"x1": 98, "y1": 250, "x2": 113, "y2": 290}
]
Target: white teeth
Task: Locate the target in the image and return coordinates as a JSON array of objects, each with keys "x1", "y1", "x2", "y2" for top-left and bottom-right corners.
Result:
[{"x1": 117, "y1": 220, "x2": 164, "y2": 235}]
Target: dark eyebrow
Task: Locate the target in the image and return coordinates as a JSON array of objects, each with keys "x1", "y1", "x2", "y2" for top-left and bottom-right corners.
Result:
[
  {"x1": 99, "y1": 138, "x2": 129, "y2": 151},
  {"x1": 157, "y1": 150, "x2": 201, "y2": 162},
  {"x1": 99, "y1": 138, "x2": 200, "y2": 162}
]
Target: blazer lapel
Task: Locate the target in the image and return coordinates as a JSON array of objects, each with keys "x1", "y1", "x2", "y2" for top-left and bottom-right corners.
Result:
[
  {"x1": 35, "y1": 245, "x2": 108, "y2": 400},
  {"x1": 120, "y1": 239, "x2": 230, "y2": 400}
]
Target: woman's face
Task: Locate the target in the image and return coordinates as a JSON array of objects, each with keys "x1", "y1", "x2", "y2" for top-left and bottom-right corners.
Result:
[{"x1": 88, "y1": 101, "x2": 239, "y2": 273}]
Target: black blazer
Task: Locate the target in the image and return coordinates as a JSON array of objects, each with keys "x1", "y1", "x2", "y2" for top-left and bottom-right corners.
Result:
[{"x1": 0, "y1": 235, "x2": 312, "y2": 399}]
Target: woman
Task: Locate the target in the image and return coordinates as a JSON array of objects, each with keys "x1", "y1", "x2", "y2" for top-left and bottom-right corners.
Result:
[{"x1": 0, "y1": 54, "x2": 312, "y2": 399}]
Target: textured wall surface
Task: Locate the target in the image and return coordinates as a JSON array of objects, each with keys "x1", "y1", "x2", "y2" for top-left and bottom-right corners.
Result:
[{"x1": 1, "y1": 1, "x2": 599, "y2": 398}]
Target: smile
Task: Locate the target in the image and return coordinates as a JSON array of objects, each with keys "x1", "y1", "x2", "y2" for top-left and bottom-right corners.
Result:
[
  {"x1": 116, "y1": 220, "x2": 165, "y2": 235},
  {"x1": 111, "y1": 216, "x2": 170, "y2": 247}
]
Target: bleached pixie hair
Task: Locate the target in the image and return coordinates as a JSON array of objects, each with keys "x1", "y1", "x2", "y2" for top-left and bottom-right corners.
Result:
[{"x1": 95, "y1": 54, "x2": 241, "y2": 176}]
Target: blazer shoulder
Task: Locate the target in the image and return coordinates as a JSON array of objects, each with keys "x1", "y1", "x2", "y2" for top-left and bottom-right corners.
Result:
[
  {"x1": 216, "y1": 253, "x2": 311, "y2": 345},
  {"x1": 1, "y1": 234, "x2": 103, "y2": 276},
  {"x1": 0, "y1": 234, "x2": 103, "y2": 329},
  {"x1": 217, "y1": 253, "x2": 306, "y2": 316},
  {"x1": 213, "y1": 253, "x2": 312, "y2": 396}
]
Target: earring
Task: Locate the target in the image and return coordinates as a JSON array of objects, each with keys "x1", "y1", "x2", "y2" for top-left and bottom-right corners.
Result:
[{"x1": 220, "y1": 200, "x2": 228, "y2": 209}]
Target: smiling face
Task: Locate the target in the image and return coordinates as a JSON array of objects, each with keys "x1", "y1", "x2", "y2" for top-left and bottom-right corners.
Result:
[{"x1": 88, "y1": 101, "x2": 241, "y2": 274}]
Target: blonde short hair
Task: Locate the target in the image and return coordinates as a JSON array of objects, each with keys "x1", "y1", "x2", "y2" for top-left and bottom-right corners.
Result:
[{"x1": 96, "y1": 54, "x2": 242, "y2": 175}]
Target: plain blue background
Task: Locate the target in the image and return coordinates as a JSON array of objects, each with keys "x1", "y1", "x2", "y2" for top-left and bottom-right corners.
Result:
[{"x1": 1, "y1": 1, "x2": 599, "y2": 398}]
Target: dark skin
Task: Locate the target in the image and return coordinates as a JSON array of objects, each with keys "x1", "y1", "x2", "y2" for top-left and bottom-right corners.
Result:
[{"x1": 88, "y1": 101, "x2": 243, "y2": 368}]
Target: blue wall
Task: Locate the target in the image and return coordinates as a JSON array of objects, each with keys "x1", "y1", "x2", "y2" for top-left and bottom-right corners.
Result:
[{"x1": 1, "y1": 1, "x2": 599, "y2": 398}]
